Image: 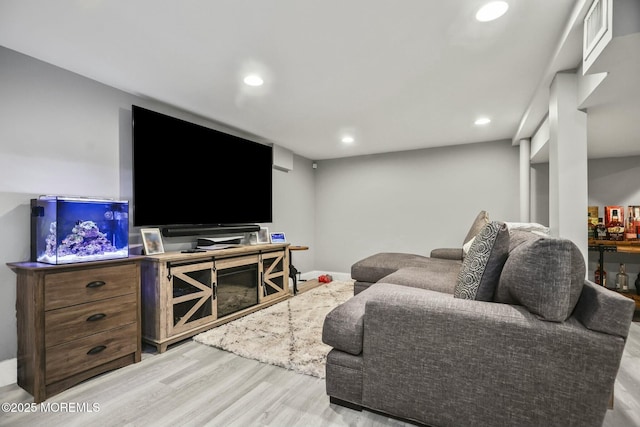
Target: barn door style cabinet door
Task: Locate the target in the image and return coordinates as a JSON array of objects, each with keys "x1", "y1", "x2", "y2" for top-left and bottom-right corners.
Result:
[
  {"x1": 141, "y1": 244, "x2": 290, "y2": 353},
  {"x1": 169, "y1": 261, "x2": 216, "y2": 336},
  {"x1": 260, "y1": 250, "x2": 288, "y2": 303}
]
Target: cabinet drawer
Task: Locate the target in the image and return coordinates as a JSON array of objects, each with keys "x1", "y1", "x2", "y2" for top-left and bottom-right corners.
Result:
[
  {"x1": 46, "y1": 323, "x2": 138, "y2": 385},
  {"x1": 45, "y1": 293, "x2": 137, "y2": 348},
  {"x1": 45, "y1": 263, "x2": 137, "y2": 310}
]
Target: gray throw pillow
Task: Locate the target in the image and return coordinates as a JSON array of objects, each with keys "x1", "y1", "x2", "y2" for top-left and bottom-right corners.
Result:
[
  {"x1": 496, "y1": 236, "x2": 585, "y2": 322},
  {"x1": 454, "y1": 221, "x2": 510, "y2": 301}
]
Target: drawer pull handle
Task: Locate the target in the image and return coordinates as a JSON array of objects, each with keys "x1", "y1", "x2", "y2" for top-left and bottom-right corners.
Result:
[
  {"x1": 86, "y1": 280, "x2": 106, "y2": 288},
  {"x1": 87, "y1": 345, "x2": 107, "y2": 355},
  {"x1": 86, "y1": 313, "x2": 107, "y2": 322}
]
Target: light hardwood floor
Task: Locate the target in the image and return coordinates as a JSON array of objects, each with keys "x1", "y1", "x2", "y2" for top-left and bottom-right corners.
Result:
[{"x1": 1, "y1": 306, "x2": 638, "y2": 426}]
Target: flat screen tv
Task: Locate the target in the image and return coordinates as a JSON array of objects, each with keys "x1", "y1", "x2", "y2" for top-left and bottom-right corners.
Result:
[{"x1": 132, "y1": 105, "x2": 272, "y2": 236}]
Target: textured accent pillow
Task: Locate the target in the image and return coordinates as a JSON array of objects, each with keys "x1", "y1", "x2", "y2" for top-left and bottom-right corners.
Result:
[
  {"x1": 495, "y1": 236, "x2": 585, "y2": 322},
  {"x1": 454, "y1": 221, "x2": 510, "y2": 301}
]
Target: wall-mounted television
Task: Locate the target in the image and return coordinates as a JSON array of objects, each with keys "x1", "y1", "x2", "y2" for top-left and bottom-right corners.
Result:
[{"x1": 132, "y1": 105, "x2": 272, "y2": 236}]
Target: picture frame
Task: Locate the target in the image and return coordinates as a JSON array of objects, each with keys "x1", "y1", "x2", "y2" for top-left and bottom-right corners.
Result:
[
  {"x1": 141, "y1": 228, "x2": 165, "y2": 255},
  {"x1": 269, "y1": 232, "x2": 286, "y2": 243},
  {"x1": 257, "y1": 227, "x2": 270, "y2": 244},
  {"x1": 247, "y1": 231, "x2": 258, "y2": 245}
]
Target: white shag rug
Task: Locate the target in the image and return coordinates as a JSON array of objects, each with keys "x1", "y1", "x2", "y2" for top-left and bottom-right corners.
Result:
[{"x1": 193, "y1": 280, "x2": 354, "y2": 378}]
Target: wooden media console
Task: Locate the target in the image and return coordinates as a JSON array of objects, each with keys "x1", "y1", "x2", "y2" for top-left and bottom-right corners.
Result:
[{"x1": 140, "y1": 243, "x2": 290, "y2": 353}]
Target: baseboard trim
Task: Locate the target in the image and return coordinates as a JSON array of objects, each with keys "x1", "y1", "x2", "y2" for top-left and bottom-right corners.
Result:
[
  {"x1": 301, "y1": 270, "x2": 351, "y2": 282},
  {"x1": 0, "y1": 358, "x2": 16, "y2": 387}
]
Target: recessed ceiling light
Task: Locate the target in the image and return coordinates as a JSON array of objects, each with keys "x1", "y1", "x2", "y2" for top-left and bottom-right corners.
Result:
[
  {"x1": 243, "y1": 74, "x2": 264, "y2": 87},
  {"x1": 475, "y1": 117, "x2": 491, "y2": 125},
  {"x1": 475, "y1": 1, "x2": 509, "y2": 22},
  {"x1": 341, "y1": 135, "x2": 355, "y2": 144}
]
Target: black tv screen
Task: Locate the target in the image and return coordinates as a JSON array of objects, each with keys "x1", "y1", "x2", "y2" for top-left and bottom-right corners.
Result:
[{"x1": 132, "y1": 105, "x2": 272, "y2": 232}]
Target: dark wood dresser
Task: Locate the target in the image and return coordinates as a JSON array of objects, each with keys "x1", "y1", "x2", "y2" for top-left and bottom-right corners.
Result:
[{"x1": 7, "y1": 257, "x2": 141, "y2": 403}]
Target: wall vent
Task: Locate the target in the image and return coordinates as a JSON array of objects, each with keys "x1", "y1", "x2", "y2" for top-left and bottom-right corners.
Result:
[{"x1": 583, "y1": 0, "x2": 609, "y2": 63}]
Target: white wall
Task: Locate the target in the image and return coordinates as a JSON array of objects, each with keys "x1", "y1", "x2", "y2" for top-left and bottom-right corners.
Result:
[
  {"x1": 531, "y1": 163, "x2": 550, "y2": 225},
  {"x1": 313, "y1": 140, "x2": 521, "y2": 273},
  {"x1": 548, "y1": 73, "x2": 589, "y2": 262}
]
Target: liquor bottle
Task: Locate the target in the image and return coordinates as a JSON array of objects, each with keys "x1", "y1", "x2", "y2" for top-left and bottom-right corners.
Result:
[
  {"x1": 616, "y1": 263, "x2": 629, "y2": 291},
  {"x1": 588, "y1": 213, "x2": 596, "y2": 239},
  {"x1": 596, "y1": 218, "x2": 607, "y2": 240},
  {"x1": 595, "y1": 263, "x2": 606, "y2": 287},
  {"x1": 626, "y1": 210, "x2": 637, "y2": 240},
  {"x1": 607, "y1": 209, "x2": 624, "y2": 241}
]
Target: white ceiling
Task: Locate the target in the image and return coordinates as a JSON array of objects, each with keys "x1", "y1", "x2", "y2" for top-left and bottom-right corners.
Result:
[{"x1": 0, "y1": 0, "x2": 637, "y2": 160}]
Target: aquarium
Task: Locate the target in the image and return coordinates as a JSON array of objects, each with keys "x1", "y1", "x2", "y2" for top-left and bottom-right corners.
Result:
[{"x1": 31, "y1": 196, "x2": 129, "y2": 264}]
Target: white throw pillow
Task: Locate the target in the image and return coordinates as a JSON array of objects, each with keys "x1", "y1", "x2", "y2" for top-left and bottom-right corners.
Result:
[
  {"x1": 462, "y1": 236, "x2": 476, "y2": 258},
  {"x1": 505, "y1": 222, "x2": 550, "y2": 236}
]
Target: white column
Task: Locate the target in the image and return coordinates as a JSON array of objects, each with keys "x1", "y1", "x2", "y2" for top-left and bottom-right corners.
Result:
[
  {"x1": 548, "y1": 72, "x2": 588, "y2": 263},
  {"x1": 519, "y1": 138, "x2": 531, "y2": 223}
]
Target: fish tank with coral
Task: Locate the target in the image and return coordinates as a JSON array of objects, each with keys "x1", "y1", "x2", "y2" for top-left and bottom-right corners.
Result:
[{"x1": 31, "y1": 196, "x2": 129, "y2": 264}]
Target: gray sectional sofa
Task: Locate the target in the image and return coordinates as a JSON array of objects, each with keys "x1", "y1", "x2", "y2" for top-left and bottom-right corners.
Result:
[
  {"x1": 322, "y1": 212, "x2": 635, "y2": 427},
  {"x1": 351, "y1": 210, "x2": 489, "y2": 295}
]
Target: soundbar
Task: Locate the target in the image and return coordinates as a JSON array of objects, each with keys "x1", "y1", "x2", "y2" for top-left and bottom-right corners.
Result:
[{"x1": 161, "y1": 224, "x2": 260, "y2": 237}]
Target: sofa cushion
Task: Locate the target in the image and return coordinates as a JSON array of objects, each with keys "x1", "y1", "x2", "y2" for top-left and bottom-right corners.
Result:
[
  {"x1": 454, "y1": 221, "x2": 509, "y2": 301},
  {"x1": 462, "y1": 210, "x2": 490, "y2": 246},
  {"x1": 380, "y1": 265, "x2": 460, "y2": 294},
  {"x1": 351, "y1": 252, "x2": 433, "y2": 283},
  {"x1": 507, "y1": 230, "x2": 541, "y2": 253},
  {"x1": 351, "y1": 252, "x2": 460, "y2": 284},
  {"x1": 494, "y1": 236, "x2": 585, "y2": 322}
]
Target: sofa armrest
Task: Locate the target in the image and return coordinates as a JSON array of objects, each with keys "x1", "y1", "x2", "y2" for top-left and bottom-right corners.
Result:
[
  {"x1": 360, "y1": 283, "x2": 626, "y2": 427},
  {"x1": 429, "y1": 247, "x2": 463, "y2": 260},
  {"x1": 573, "y1": 280, "x2": 635, "y2": 338}
]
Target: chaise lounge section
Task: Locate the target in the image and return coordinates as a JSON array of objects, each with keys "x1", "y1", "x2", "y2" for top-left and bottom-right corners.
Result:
[
  {"x1": 351, "y1": 210, "x2": 489, "y2": 295},
  {"x1": 323, "y1": 219, "x2": 635, "y2": 427}
]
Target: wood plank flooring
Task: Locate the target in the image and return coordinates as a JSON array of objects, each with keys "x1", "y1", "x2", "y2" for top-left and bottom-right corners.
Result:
[
  {"x1": 0, "y1": 340, "x2": 412, "y2": 427},
  {"x1": 1, "y1": 300, "x2": 638, "y2": 426}
]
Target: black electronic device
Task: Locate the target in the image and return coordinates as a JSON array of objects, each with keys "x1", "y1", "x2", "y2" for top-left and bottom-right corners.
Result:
[{"x1": 132, "y1": 105, "x2": 273, "y2": 235}]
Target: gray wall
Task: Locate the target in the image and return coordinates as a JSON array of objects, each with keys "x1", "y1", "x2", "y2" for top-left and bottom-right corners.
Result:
[
  {"x1": 314, "y1": 141, "x2": 521, "y2": 273},
  {"x1": 0, "y1": 46, "x2": 316, "y2": 362},
  {"x1": 0, "y1": 45, "x2": 524, "y2": 364},
  {"x1": 1, "y1": 47, "x2": 132, "y2": 362},
  {"x1": 270, "y1": 155, "x2": 316, "y2": 271}
]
